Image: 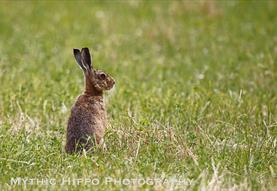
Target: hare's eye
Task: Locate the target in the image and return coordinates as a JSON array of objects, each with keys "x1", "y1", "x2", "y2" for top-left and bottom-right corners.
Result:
[{"x1": 99, "y1": 73, "x2": 106, "y2": 80}]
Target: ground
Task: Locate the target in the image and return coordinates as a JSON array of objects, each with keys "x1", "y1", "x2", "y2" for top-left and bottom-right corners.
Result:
[{"x1": 0, "y1": 1, "x2": 276, "y2": 190}]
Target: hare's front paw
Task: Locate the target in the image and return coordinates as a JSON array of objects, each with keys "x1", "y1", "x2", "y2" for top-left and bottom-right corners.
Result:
[{"x1": 98, "y1": 138, "x2": 107, "y2": 151}]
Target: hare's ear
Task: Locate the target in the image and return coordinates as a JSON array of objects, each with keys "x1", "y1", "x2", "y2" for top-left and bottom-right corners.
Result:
[
  {"x1": 73, "y1": 49, "x2": 86, "y2": 71},
  {"x1": 81, "y1": 47, "x2": 92, "y2": 70}
]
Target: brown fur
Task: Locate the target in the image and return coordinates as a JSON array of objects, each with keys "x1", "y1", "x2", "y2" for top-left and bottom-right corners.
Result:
[{"x1": 65, "y1": 48, "x2": 115, "y2": 154}]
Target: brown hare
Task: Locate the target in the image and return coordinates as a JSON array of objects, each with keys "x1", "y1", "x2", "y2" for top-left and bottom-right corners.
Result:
[{"x1": 65, "y1": 47, "x2": 115, "y2": 154}]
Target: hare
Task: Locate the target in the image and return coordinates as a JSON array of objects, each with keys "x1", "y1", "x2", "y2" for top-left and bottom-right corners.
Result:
[{"x1": 65, "y1": 47, "x2": 115, "y2": 154}]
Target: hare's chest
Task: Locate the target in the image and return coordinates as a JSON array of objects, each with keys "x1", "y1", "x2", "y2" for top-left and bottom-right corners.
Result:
[
  {"x1": 88, "y1": 104, "x2": 107, "y2": 138},
  {"x1": 87, "y1": 102, "x2": 106, "y2": 121}
]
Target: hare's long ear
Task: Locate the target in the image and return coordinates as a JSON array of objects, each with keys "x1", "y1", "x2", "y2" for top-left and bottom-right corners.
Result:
[
  {"x1": 73, "y1": 49, "x2": 86, "y2": 71},
  {"x1": 81, "y1": 47, "x2": 92, "y2": 70}
]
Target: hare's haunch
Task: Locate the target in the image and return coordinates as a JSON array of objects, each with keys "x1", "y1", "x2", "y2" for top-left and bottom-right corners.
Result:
[{"x1": 65, "y1": 48, "x2": 115, "y2": 154}]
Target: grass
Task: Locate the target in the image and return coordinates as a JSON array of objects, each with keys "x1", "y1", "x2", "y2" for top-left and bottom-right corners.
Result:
[{"x1": 0, "y1": 0, "x2": 276, "y2": 190}]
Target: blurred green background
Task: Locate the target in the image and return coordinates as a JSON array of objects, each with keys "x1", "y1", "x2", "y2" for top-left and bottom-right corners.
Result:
[{"x1": 0, "y1": 1, "x2": 276, "y2": 190}]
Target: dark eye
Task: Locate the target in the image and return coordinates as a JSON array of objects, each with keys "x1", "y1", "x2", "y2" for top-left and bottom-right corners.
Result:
[{"x1": 99, "y1": 73, "x2": 106, "y2": 80}]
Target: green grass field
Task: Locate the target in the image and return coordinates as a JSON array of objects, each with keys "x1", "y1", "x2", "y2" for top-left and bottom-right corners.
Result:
[{"x1": 0, "y1": 1, "x2": 276, "y2": 190}]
